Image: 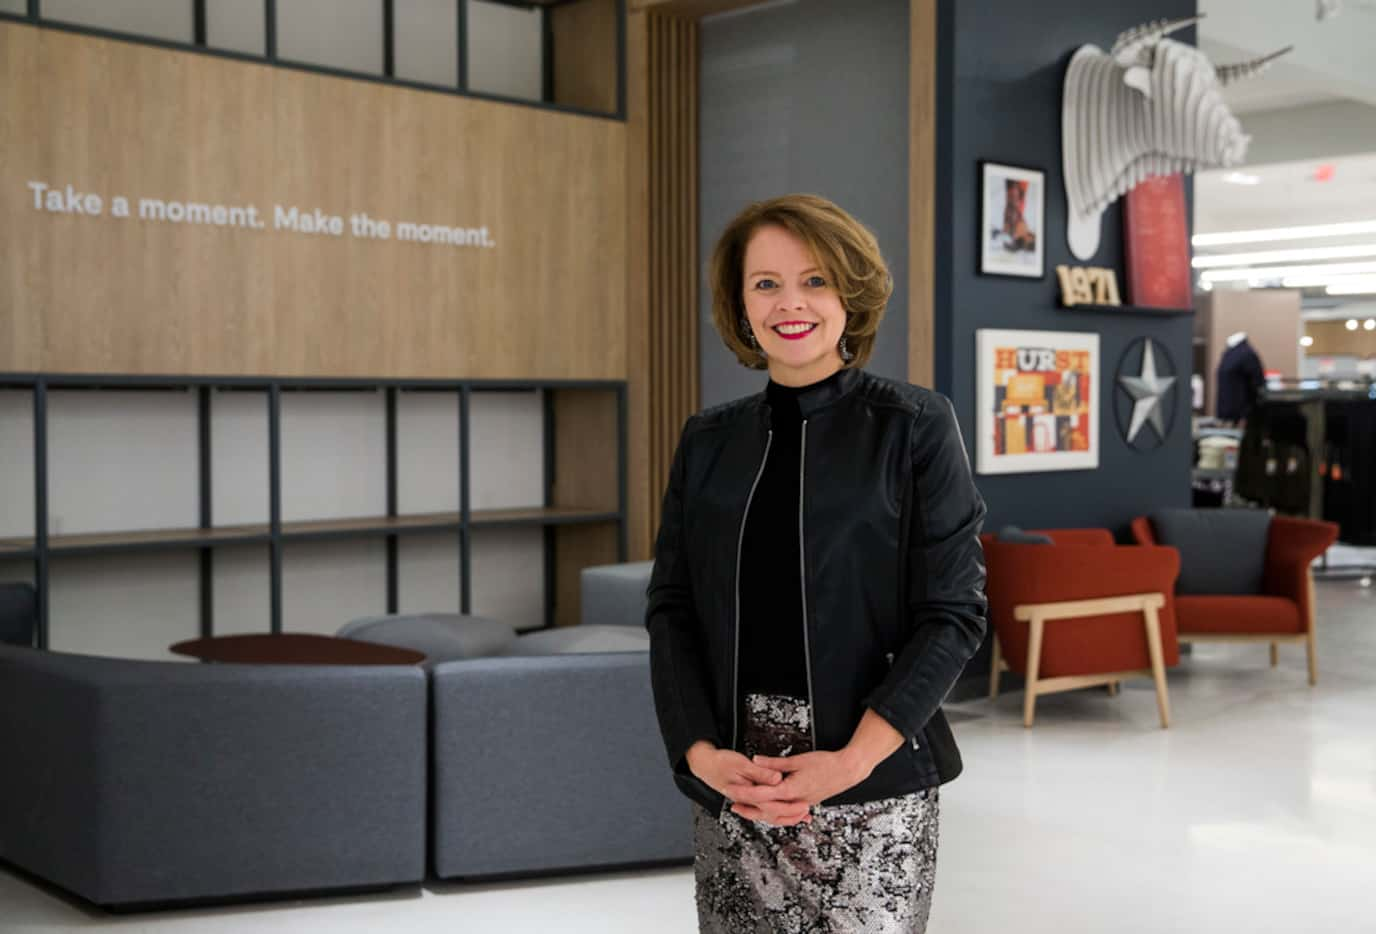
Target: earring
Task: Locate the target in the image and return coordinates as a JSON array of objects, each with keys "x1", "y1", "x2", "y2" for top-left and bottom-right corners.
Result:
[
  {"x1": 743, "y1": 320, "x2": 761, "y2": 352},
  {"x1": 839, "y1": 335, "x2": 854, "y2": 362}
]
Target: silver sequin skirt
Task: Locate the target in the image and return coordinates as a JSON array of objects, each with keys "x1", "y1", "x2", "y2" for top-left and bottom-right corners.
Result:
[{"x1": 692, "y1": 694, "x2": 939, "y2": 934}]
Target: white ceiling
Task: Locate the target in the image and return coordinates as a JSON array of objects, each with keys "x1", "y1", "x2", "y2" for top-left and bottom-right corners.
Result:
[
  {"x1": 1199, "y1": 0, "x2": 1376, "y2": 106},
  {"x1": 1200, "y1": 43, "x2": 1347, "y2": 115},
  {"x1": 1192, "y1": 2, "x2": 1376, "y2": 306},
  {"x1": 1194, "y1": 152, "x2": 1376, "y2": 235},
  {"x1": 1193, "y1": 155, "x2": 1376, "y2": 308}
]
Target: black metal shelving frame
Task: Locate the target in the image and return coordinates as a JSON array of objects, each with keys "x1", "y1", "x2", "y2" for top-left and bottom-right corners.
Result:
[
  {"x1": 0, "y1": 0, "x2": 626, "y2": 122},
  {"x1": 0, "y1": 372, "x2": 628, "y2": 649}
]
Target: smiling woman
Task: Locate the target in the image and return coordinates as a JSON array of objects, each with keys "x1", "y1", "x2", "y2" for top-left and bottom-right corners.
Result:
[
  {"x1": 707, "y1": 193, "x2": 891, "y2": 382},
  {"x1": 648, "y1": 193, "x2": 988, "y2": 933},
  {"x1": 738, "y1": 225, "x2": 849, "y2": 386}
]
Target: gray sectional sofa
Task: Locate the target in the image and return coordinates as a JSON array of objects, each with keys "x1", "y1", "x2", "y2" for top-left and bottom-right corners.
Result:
[
  {"x1": 0, "y1": 643, "x2": 427, "y2": 908},
  {"x1": 0, "y1": 559, "x2": 685, "y2": 908},
  {"x1": 0, "y1": 582, "x2": 36, "y2": 647},
  {"x1": 431, "y1": 651, "x2": 689, "y2": 879}
]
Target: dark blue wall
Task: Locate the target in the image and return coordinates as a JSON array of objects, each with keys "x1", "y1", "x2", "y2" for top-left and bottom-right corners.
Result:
[
  {"x1": 935, "y1": 0, "x2": 1195, "y2": 538},
  {"x1": 698, "y1": 0, "x2": 911, "y2": 408},
  {"x1": 695, "y1": 0, "x2": 1196, "y2": 538}
]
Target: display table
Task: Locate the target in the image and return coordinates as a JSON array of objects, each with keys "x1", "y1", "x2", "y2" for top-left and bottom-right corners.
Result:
[{"x1": 170, "y1": 632, "x2": 425, "y2": 666}]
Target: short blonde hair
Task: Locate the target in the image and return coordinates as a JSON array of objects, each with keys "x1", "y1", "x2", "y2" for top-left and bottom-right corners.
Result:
[{"x1": 708, "y1": 194, "x2": 892, "y2": 370}]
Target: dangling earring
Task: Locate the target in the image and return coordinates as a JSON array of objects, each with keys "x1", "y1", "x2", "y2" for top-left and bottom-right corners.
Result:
[
  {"x1": 742, "y1": 319, "x2": 762, "y2": 353},
  {"x1": 839, "y1": 334, "x2": 854, "y2": 362}
]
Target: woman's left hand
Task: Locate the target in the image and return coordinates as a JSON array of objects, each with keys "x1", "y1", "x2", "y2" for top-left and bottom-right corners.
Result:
[
  {"x1": 735, "y1": 709, "x2": 906, "y2": 821},
  {"x1": 737, "y1": 749, "x2": 869, "y2": 815}
]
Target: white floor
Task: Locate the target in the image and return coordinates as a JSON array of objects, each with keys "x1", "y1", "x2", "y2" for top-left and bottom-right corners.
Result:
[{"x1": 3, "y1": 577, "x2": 1374, "y2": 933}]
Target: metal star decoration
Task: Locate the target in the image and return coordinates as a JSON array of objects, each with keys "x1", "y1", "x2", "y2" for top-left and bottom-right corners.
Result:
[{"x1": 1117, "y1": 339, "x2": 1176, "y2": 443}]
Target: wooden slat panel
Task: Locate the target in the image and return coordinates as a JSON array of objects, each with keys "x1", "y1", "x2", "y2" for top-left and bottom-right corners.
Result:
[
  {"x1": 669, "y1": 18, "x2": 681, "y2": 468},
  {"x1": 652, "y1": 15, "x2": 665, "y2": 532},
  {"x1": 624, "y1": 12, "x2": 698, "y2": 560},
  {"x1": 625, "y1": 9, "x2": 653, "y2": 562},
  {"x1": 0, "y1": 22, "x2": 626, "y2": 381},
  {"x1": 688, "y1": 21, "x2": 700, "y2": 425}
]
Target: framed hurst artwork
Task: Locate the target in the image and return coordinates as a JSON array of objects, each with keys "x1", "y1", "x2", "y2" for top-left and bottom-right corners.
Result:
[
  {"x1": 976, "y1": 329, "x2": 1099, "y2": 475},
  {"x1": 980, "y1": 162, "x2": 1045, "y2": 278}
]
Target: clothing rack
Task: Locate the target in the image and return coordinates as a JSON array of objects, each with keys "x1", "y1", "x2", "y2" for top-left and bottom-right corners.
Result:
[{"x1": 1233, "y1": 387, "x2": 1376, "y2": 581}]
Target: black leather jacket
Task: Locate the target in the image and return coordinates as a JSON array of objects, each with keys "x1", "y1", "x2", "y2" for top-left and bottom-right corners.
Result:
[{"x1": 646, "y1": 367, "x2": 989, "y2": 814}]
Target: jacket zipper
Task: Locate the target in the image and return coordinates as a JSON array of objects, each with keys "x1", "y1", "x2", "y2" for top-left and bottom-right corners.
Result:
[
  {"x1": 884, "y1": 652, "x2": 921, "y2": 751},
  {"x1": 731, "y1": 428, "x2": 773, "y2": 752},
  {"x1": 799, "y1": 420, "x2": 819, "y2": 751}
]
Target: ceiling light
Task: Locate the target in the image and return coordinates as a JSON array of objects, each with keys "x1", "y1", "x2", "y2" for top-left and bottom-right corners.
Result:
[
  {"x1": 1324, "y1": 277, "x2": 1376, "y2": 295},
  {"x1": 1301, "y1": 336, "x2": 1315, "y2": 347},
  {"x1": 1201, "y1": 261, "x2": 1376, "y2": 283},
  {"x1": 1367, "y1": 319, "x2": 1376, "y2": 331},
  {"x1": 1222, "y1": 172, "x2": 1262, "y2": 186},
  {"x1": 1193, "y1": 244, "x2": 1376, "y2": 268},
  {"x1": 1193, "y1": 220, "x2": 1376, "y2": 247},
  {"x1": 1347, "y1": 319, "x2": 1359, "y2": 330}
]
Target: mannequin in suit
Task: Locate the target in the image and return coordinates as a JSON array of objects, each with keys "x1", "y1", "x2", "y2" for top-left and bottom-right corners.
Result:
[{"x1": 1215, "y1": 331, "x2": 1265, "y2": 422}]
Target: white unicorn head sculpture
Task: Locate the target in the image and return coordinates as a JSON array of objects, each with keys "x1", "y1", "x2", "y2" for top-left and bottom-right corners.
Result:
[{"x1": 1062, "y1": 15, "x2": 1291, "y2": 259}]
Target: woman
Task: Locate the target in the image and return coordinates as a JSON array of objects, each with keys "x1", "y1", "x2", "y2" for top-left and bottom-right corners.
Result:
[{"x1": 646, "y1": 194, "x2": 988, "y2": 933}]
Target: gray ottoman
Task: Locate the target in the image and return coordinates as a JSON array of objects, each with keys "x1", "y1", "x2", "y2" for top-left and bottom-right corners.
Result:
[
  {"x1": 430, "y1": 650, "x2": 691, "y2": 878},
  {"x1": 337, "y1": 613, "x2": 516, "y2": 663},
  {"x1": 580, "y1": 560, "x2": 654, "y2": 628},
  {"x1": 502, "y1": 624, "x2": 650, "y2": 656}
]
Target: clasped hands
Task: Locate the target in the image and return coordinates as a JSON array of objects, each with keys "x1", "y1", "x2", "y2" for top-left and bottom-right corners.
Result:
[{"x1": 685, "y1": 741, "x2": 870, "y2": 828}]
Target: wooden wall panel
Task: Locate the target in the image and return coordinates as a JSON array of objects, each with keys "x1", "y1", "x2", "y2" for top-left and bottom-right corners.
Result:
[
  {"x1": 626, "y1": 9, "x2": 653, "y2": 561},
  {"x1": 1305, "y1": 319, "x2": 1376, "y2": 358},
  {"x1": 640, "y1": 12, "x2": 698, "y2": 558},
  {"x1": 551, "y1": 387, "x2": 619, "y2": 513},
  {"x1": 551, "y1": 386, "x2": 620, "y2": 627},
  {"x1": 0, "y1": 22, "x2": 626, "y2": 380},
  {"x1": 624, "y1": 10, "x2": 698, "y2": 561},
  {"x1": 908, "y1": 0, "x2": 936, "y2": 388},
  {"x1": 551, "y1": 0, "x2": 619, "y2": 115},
  {"x1": 554, "y1": 524, "x2": 620, "y2": 627}
]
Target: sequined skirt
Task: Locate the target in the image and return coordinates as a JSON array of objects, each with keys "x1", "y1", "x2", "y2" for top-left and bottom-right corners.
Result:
[{"x1": 692, "y1": 694, "x2": 940, "y2": 934}]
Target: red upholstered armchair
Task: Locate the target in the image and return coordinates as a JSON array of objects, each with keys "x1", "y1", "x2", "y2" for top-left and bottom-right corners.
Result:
[
  {"x1": 1131, "y1": 512, "x2": 1338, "y2": 685},
  {"x1": 982, "y1": 529, "x2": 1182, "y2": 728}
]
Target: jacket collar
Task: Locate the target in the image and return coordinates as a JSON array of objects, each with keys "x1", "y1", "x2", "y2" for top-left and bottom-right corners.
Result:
[
  {"x1": 795, "y1": 366, "x2": 863, "y2": 418},
  {"x1": 758, "y1": 367, "x2": 864, "y2": 420}
]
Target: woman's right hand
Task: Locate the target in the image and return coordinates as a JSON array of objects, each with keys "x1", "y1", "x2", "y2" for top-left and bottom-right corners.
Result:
[{"x1": 684, "y1": 741, "x2": 813, "y2": 826}]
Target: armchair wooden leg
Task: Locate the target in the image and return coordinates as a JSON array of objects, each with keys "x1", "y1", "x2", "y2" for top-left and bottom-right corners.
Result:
[
  {"x1": 1307, "y1": 629, "x2": 1318, "y2": 686},
  {"x1": 1143, "y1": 603, "x2": 1171, "y2": 729},
  {"x1": 1023, "y1": 618, "x2": 1044, "y2": 728},
  {"x1": 1307, "y1": 572, "x2": 1318, "y2": 686},
  {"x1": 989, "y1": 635, "x2": 1002, "y2": 700},
  {"x1": 1270, "y1": 642, "x2": 1279, "y2": 667}
]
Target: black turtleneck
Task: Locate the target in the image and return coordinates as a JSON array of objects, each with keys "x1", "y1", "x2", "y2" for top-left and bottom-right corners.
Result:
[{"x1": 736, "y1": 368, "x2": 847, "y2": 704}]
